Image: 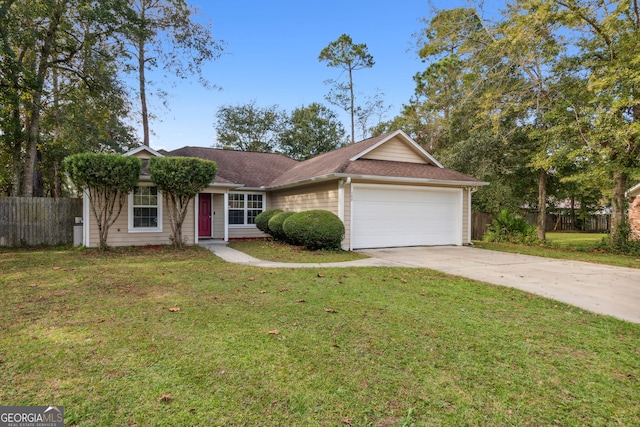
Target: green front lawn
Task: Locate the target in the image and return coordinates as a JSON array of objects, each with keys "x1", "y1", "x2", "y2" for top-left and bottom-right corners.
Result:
[
  {"x1": 475, "y1": 232, "x2": 640, "y2": 269},
  {"x1": 228, "y1": 238, "x2": 368, "y2": 263},
  {"x1": 1, "y1": 246, "x2": 639, "y2": 426},
  {"x1": 546, "y1": 232, "x2": 608, "y2": 250}
]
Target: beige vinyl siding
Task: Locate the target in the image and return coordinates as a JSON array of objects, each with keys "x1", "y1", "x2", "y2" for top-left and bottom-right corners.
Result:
[
  {"x1": 269, "y1": 181, "x2": 340, "y2": 215},
  {"x1": 228, "y1": 227, "x2": 269, "y2": 239},
  {"x1": 360, "y1": 135, "x2": 427, "y2": 164},
  {"x1": 132, "y1": 151, "x2": 153, "y2": 160},
  {"x1": 87, "y1": 194, "x2": 195, "y2": 247},
  {"x1": 212, "y1": 194, "x2": 225, "y2": 239}
]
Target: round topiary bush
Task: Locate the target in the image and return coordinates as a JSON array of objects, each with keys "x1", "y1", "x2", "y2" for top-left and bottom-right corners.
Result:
[
  {"x1": 268, "y1": 211, "x2": 296, "y2": 241},
  {"x1": 282, "y1": 210, "x2": 345, "y2": 250},
  {"x1": 254, "y1": 208, "x2": 283, "y2": 235}
]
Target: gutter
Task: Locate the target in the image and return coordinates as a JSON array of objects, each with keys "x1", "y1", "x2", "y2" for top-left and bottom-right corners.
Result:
[
  {"x1": 265, "y1": 173, "x2": 489, "y2": 191},
  {"x1": 138, "y1": 174, "x2": 242, "y2": 189}
]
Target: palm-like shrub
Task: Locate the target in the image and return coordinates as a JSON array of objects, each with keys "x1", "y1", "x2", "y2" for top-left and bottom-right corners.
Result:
[{"x1": 485, "y1": 210, "x2": 538, "y2": 244}]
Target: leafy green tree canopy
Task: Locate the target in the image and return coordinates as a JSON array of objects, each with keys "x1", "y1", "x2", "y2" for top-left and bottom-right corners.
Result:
[
  {"x1": 319, "y1": 34, "x2": 375, "y2": 143},
  {"x1": 64, "y1": 153, "x2": 141, "y2": 198},
  {"x1": 148, "y1": 156, "x2": 217, "y2": 247},
  {"x1": 64, "y1": 153, "x2": 141, "y2": 249},
  {"x1": 149, "y1": 157, "x2": 217, "y2": 199},
  {"x1": 280, "y1": 103, "x2": 346, "y2": 160},
  {"x1": 214, "y1": 101, "x2": 285, "y2": 152}
]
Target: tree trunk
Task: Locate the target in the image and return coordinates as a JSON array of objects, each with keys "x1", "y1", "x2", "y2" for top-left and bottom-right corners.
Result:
[
  {"x1": 21, "y1": 2, "x2": 65, "y2": 196},
  {"x1": 610, "y1": 170, "x2": 627, "y2": 245},
  {"x1": 53, "y1": 162, "x2": 61, "y2": 199},
  {"x1": 349, "y1": 68, "x2": 355, "y2": 144},
  {"x1": 537, "y1": 168, "x2": 547, "y2": 241},
  {"x1": 22, "y1": 102, "x2": 41, "y2": 196},
  {"x1": 138, "y1": 35, "x2": 150, "y2": 146},
  {"x1": 570, "y1": 195, "x2": 576, "y2": 231},
  {"x1": 10, "y1": 105, "x2": 23, "y2": 196}
]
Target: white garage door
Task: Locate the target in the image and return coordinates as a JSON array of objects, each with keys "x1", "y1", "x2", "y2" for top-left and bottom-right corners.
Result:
[{"x1": 351, "y1": 184, "x2": 462, "y2": 249}]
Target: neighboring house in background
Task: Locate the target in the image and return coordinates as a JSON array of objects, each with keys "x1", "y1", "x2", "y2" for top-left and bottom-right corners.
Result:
[
  {"x1": 82, "y1": 130, "x2": 488, "y2": 250},
  {"x1": 627, "y1": 182, "x2": 640, "y2": 239}
]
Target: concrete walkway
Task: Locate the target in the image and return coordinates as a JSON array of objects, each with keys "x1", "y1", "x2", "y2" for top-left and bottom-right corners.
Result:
[
  {"x1": 200, "y1": 242, "x2": 640, "y2": 324},
  {"x1": 199, "y1": 241, "x2": 400, "y2": 268}
]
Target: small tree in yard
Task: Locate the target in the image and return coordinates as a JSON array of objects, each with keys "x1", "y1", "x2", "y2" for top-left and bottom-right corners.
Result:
[
  {"x1": 64, "y1": 153, "x2": 141, "y2": 250},
  {"x1": 149, "y1": 156, "x2": 217, "y2": 247}
]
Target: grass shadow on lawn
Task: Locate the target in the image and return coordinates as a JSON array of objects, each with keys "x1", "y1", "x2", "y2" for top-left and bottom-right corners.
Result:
[
  {"x1": 0, "y1": 245, "x2": 639, "y2": 426},
  {"x1": 228, "y1": 238, "x2": 369, "y2": 263}
]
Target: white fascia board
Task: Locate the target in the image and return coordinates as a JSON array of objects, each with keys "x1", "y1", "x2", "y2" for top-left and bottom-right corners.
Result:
[
  {"x1": 264, "y1": 174, "x2": 340, "y2": 191},
  {"x1": 212, "y1": 182, "x2": 245, "y2": 189},
  {"x1": 349, "y1": 129, "x2": 444, "y2": 168},
  {"x1": 347, "y1": 174, "x2": 489, "y2": 187},
  {"x1": 124, "y1": 145, "x2": 164, "y2": 157},
  {"x1": 264, "y1": 173, "x2": 488, "y2": 191},
  {"x1": 626, "y1": 182, "x2": 640, "y2": 197}
]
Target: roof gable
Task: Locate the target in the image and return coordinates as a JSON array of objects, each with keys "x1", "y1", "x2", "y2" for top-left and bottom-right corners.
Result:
[
  {"x1": 124, "y1": 145, "x2": 164, "y2": 159},
  {"x1": 266, "y1": 131, "x2": 482, "y2": 188},
  {"x1": 352, "y1": 130, "x2": 442, "y2": 167}
]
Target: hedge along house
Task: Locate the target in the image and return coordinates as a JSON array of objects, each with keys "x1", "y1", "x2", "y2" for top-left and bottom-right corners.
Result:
[{"x1": 82, "y1": 130, "x2": 488, "y2": 250}]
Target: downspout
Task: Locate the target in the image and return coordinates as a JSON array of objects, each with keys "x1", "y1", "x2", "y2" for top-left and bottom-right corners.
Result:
[
  {"x1": 83, "y1": 188, "x2": 90, "y2": 247},
  {"x1": 346, "y1": 177, "x2": 352, "y2": 250},
  {"x1": 468, "y1": 187, "x2": 478, "y2": 245},
  {"x1": 194, "y1": 194, "x2": 199, "y2": 244},
  {"x1": 223, "y1": 192, "x2": 229, "y2": 242},
  {"x1": 338, "y1": 179, "x2": 346, "y2": 222},
  {"x1": 338, "y1": 177, "x2": 350, "y2": 250}
]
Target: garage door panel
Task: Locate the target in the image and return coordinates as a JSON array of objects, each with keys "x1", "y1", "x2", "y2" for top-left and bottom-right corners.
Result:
[{"x1": 351, "y1": 185, "x2": 461, "y2": 249}]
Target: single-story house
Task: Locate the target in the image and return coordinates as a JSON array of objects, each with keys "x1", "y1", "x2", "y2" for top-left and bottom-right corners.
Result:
[
  {"x1": 82, "y1": 130, "x2": 488, "y2": 250},
  {"x1": 627, "y1": 182, "x2": 640, "y2": 239}
]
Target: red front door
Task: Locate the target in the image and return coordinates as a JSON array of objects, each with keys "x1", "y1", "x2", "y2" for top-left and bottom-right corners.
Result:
[{"x1": 198, "y1": 193, "x2": 212, "y2": 238}]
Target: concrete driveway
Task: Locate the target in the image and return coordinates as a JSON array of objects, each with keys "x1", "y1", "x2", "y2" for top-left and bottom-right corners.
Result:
[
  {"x1": 202, "y1": 242, "x2": 640, "y2": 324},
  {"x1": 361, "y1": 246, "x2": 640, "y2": 324}
]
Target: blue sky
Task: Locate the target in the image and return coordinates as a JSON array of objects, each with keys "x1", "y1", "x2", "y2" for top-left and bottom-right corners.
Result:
[{"x1": 144, "y1": 1, "x2": 503, "y2": 151}]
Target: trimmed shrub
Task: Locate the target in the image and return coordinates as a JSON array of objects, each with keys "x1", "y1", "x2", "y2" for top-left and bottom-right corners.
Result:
[
  {"x1": 283, "y1": 210, "x2": 345, "y2": 250},
  {"x1": 268, "y1": 211, "x2": 296, "y2": 241},
  {"x1": 485, "y1": 210, "x2": 539, "y2": 245},
  {"x1": 255, "y1": 208, "x2": 283, "y2": 235}
]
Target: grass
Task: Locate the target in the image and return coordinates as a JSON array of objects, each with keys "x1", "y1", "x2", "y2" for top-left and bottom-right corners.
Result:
[
  {"x1": 546, "y1": 232, "x2": 608, "y2": 250},
  {"x1": 1, "y1": 245, "x2": 639, "y2": 426},
  {"x1": 228, "y1": 238, "x2": 368, "y2": 263},
  {"x1": 474, "y1": 232, "x2": 640, "y2": 269}
]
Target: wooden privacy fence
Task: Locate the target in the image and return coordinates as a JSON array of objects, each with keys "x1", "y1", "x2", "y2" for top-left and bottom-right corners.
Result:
[
  {"x1": 473, "y1": 211, "x2": 611, "y2": 240},
  {"x1": 0, "y1": 197, "x2": 82, "y2": 247},
  {"x1": 472, "y1": 212, "x2": 493, "y2": 240},
  {"x1": 524, "y1": 213, "x2": 610, "y2": 232}
]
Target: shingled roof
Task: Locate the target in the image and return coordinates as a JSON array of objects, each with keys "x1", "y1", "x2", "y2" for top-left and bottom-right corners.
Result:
[
  {"x1": 166, "y1": 131, "x2": 484, "y2": 189},
  {"x1": 267, "y1": 132, "x2": 482, "y2": 188},
  {"x1": 167, "y1": 146, "x2": 299, "y2": 188}
]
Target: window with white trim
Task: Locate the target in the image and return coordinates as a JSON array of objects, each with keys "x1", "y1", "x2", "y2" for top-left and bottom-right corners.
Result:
[
  {"x1": 228, "y1": 193, "x2": 264, "y2": 226},
  {"x1": 129, "y1": 186, "x2": 162, "y2": 232}
]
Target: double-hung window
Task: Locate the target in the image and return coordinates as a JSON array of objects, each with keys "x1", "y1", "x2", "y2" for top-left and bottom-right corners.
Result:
[
  {"x1": 228, "y1": 193, "x2": 264, "y2": 226},
  {"x1": 129, "y1": 186, "x2": 162, "y2": 232}
]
